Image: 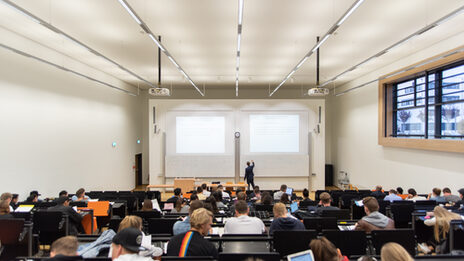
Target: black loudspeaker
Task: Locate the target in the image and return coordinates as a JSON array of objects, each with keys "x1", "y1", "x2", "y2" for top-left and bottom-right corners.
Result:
[{"x1": 325, "y1": 164, "x2": 333, "y2": 187}]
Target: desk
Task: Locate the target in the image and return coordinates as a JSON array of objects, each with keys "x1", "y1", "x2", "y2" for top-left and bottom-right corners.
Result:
[
  {"x1": 78, "y1": 209, "x2": 96, "y2": 234},
  {"x1": 147, "y1": 181, "x2": 247, "y2": 193},
  {"x1": 208, "y1": 183, "x2": 247, "y2": 189}
]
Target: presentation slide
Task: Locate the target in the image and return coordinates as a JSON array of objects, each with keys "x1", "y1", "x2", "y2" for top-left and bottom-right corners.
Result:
[
  {"x1": 176, "y1": 116, "x2": 225, "y2": 153},
  {"x1": 250, "y1": 114, "x2": 300, "y2": 152}
]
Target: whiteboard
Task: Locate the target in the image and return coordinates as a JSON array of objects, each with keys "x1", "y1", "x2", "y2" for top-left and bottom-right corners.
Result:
[
  {"x1": 166, "y1": 155, "x2": 234, "y2": 177},
  {"x1": 240, "y1": 154, "x2": 309, "y2": 177}
]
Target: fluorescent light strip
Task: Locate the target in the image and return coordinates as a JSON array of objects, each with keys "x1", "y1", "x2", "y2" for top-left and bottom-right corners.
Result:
[
  {"x1": 117, "y1": 0, "x2": 204, "y2": 96},
  {"x1": 319, "y1": 4, "x2": 464, "y2": 88},
  {"x1": 270, "y1": 0, "x2": 365, "y2": 96},
  {"x1": 335, "y1": 47, "x2": 464, "y2": 96},
  {"x1": 235, "y1": 0, "x2": 244, "y2": 96},
  {"x1": 0, "y1": 42, "x2": 137, "y2": 96},
  {"x1": 0, "y1": 0, "x2": 156, "y2": 89}
]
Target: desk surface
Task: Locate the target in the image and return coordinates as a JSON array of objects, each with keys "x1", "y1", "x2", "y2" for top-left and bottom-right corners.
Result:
[{"x1": 147, "y1": 183, "x2": 247, "y2": 189}]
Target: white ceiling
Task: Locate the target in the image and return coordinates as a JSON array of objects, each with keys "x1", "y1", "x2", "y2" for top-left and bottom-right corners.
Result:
[{"x1": 1, "y1": 0, "x2": 464, "y2": 95}]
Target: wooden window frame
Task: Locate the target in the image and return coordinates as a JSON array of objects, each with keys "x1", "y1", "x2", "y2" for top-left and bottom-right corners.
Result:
[{"x1": 378, "y1": 46, "x2": 464, "y2": 153}]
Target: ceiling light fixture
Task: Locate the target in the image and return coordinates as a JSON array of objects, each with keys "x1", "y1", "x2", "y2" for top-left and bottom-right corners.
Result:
[
  {"x1": 319, "y1": 4, "x2": 464, "y2": 89},
  {"x1": 0, "y1": 0, "x2": 156, "y2": 89},
  {"x1": 0, "y1": 42, "x2": 137, "y2": 96},
  {"x1": 270, "y1": 0, "x2": 365, "y2": 96},
  {"x1": 335, "y1": 46, "x2": 464, "y2": 96},
  {"x1": 235, "y1": 0, "x2": 244, "y2": 96},
  {"x1": 117, "y1": 0, "x2": 204, "y2": 96}
]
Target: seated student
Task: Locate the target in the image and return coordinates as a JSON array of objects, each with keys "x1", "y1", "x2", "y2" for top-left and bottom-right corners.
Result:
[
  {"x1": 397, "y1": 187, "x2": 408, "y2": 200},
  {"x1": 216, "y1": 185, "x2": 230, "y2": 199},
  {"x1": 371, "y1": 185, "x2": 385, "y2": 199},
  {"x1": 310, "y1": 237, "x2": 348, "y2": 261},
  {"x1": 49, "y1": 236, "x2": 83, "y2": 260},
  {"x1": 111, "y1": 227, "x2": 152, "y2": 261},
  {"x1": 260, "y1": 192, "x2": 273, "y2": 205},
  {"x1": 229, "y1": 192, "x2": 248, "y2": 214},
  {"x1": 383, "y1": 189, "x2": 403, "y2": 202},
  {"x1": 381, "y1": 242, "x2": 414, "y2": 261},
  {"x1": 355, "y1": 197, "x2": 394, "y2": 233},
  {"x1": 196, "y1": 186, "x2": 207, "y2": 200},
  {"x1": 171, "y1": 198, "x2": 190, "y2": 214},
  {"x1": 167, "y1": 208, "x2": 218, "y2": 258},
  {"x1": 10, "y1": 193, "x2": 19, "y2": 211},
  {"x1": 173, "y1": 200, "x2": 204, "y2": 235},
  {"x1": 269, "y1": 203, "x2": 304, "y2": 234},
  {"x1": 0, "y1": 200, "x2": 14, "y2": 219},
  {"x1": 59, "y1": 190, "x2": 68, "y2": 198},
  {"x1": 1, "y1": 192, "x2": 14, "y2": 212},
  {"x1": 48, "y1": 196, "x2": 84, "y2": 235},
  {"x1": 423, "y1": 206, "x2": 464, "y2": 253},
  {"x1": 190, "y1": 193, "x2": 199, "y2": 201},
  {"x1": 212, "y1": 191, "x2": 225, "y2": 208},
  {"x1": 249, "y1": 186, "x2": 261, "y2": 201},
  {"x1": 167, "y1": 188, "x2": 182, "y2": 204},
  {"x1": 273, "y1": 184, "x2": 287, "y2": 200},
  {"x1": 141, "y1": 199, "x2": 154, "y2": 212},
  {"x1": 71, "y1": 188, "x2": 90, "y2": 202},
  {"x1": 442, "y1": 187, "x2": 461, "y2": 204},
  {"x1": 458, "y1": 188, "x2": 464, "y2": 208},
  {"x1": 29, "y1": 190, "x2": 42, "y2": 202},
  {"x1": 224, "y1": 200, "x2": 265, "y2": 234},
  {"x1": 427, "y1": 188, "x2": 446, "y2": 203},
  {"x1": 204, "y1": 196, "x2": 219, "y2": 214},
  {"x1": 406, "y1": 188, "x2": 427, "y2": 202},
  {"x1": 280, "y1": 193, "x2": 291, "y2": 205},
  {"x1": 313, "y1": 192, "x2": 339, "y2": 216},
  {"x1": 301, "y1": 188, "x2": 313, "y2": 202},
  {"x1": 25, "y1": 193, "x2": 38, "y2": 203},
  {"x1": 201, "y1": 183, "x2": 211, "y2": 197}
]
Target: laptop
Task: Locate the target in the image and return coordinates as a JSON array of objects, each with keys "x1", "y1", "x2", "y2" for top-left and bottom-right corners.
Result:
[
  {"x1": 286, "y1": 187, "x2": 293, "y2": 196},
  {"x1": 290, "y1": 202, "x2": 298, "y2": 213},
  {"x1": 287, "y1": 249, "x2": 314, "y2": 261}
]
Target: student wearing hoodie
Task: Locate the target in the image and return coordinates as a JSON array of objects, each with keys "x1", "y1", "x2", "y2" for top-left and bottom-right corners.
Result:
[
  {"x1": 269, "y1": 203, "x2": 305, "y2": 234},
  {"x1": 355, "y1": 197, "x2": 395, "y2": 233}
]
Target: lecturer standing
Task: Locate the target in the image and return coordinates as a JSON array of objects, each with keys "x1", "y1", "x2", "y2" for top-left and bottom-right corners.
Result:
[{"x1": 244, "y1": 160, "x2": 255, "y2": 190}]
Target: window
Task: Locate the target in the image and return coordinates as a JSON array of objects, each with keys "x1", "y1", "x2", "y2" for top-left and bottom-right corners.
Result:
[{"x1": 379, "y1": 47, "x2": 464, "y2": 153}]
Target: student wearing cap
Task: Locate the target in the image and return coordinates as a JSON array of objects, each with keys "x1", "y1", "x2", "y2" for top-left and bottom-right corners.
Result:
[
  {"x1": 111, "y1": 227, "x2": 152, "y2": 261},
  {"x1": 48, "y1": 196, "x2": 84, "y2": 235},
  {"x1": 167, "y1": 208, "x2": 218, "y2": 258}
]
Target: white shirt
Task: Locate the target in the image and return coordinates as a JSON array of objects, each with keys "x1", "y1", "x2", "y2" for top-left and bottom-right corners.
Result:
[
  {"x1": 274, "y1": 191, "x2": 284, "y2": 200},
  {"x1": 224, "y1": 215, "x2": 265, "y2": 234},
  {"x1": 113, "y1": 254, "x2": 153, "y2": 261},
  {"x1": 203, "y1": 190, "x2": 211, "y2": 197},
  {"x1": 221, "y1": 191, "x2": 230, "y2": 198},
  {"x1": 406, "y1": 196, "x2": 427, "y2": 202}
]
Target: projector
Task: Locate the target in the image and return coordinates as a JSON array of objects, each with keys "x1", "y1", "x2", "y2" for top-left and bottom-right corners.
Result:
[
  {"x1": 148, "y1": 87, "x2": 170, "y2": 96},
  {"x1": 307, "y1": 87, "x2": 329, "y2": 96}
]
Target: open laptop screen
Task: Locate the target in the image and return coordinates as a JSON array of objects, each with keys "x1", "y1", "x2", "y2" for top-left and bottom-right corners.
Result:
[
  {"x1": 287, "y1": 249, "x2": 314, "y2": 261},
  {"x1": 286, "y1": 187, "x2": 293, "y2": 195}
]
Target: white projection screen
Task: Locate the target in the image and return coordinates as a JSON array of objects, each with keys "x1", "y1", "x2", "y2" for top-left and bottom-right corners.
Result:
[
  {"x1": 241, "y1": 111, "x2": 309, "y2": 177},
  {"x1": 250, "y1": 114, "x2": 299, "y2": 152},
  {"x1": 165, "y1": 111, "x2": 234, "y2": 177}
]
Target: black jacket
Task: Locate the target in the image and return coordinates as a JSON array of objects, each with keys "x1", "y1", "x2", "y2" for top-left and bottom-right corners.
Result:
[
  {"x1": 244, "y1": 162, "x2": 255, "y2": 181},
  {"x1": 48, "y1": 205, "x2": 84, "y2": 235},
  {"x1": 269, "y1": 217, "x2": 305, "y2": 234},
  {"x1": 167, "y1": 230, "x2": 218, "y2": 258}
]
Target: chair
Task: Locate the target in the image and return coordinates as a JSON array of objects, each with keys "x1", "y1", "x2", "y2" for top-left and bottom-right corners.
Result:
[
  {"x1": 108, "y1": 217, "x2": 122, "y2": 232},
  {"x1": 390, "y1": 201, "x2": 414, "y2": 228},
  {"x1": 449, "y1": 219, "x2": 464, "y2": 251},
  {"x1": 371, "y1": 229, "x2": 415, "y2": 256},
  {"x1": 414, "y1": 200, "x2": 437, "y2": 211},
  {"x1": 0, "y1": 219, "x2": 32, "y2": 259},
  {"x1": 219, "y1": 253, "x2": 280, "y2": 261},
  {"x1": 87, "y1": 201, "x2": 111, "y2": 230},
  {"x1": 254, "y1": 204, "x2": 273, "y2": 212},
  {"x1": 315, "y1": 190, "x2": 329, "y2": 201},
  {"x1": 70, "y1": 201, "x2": 87, "y2": 208},
  {"x1": 322, "y1": 230, "x2": 367, "y2": 257},
  {"x1": 33, "y1": 210, "x2": 68, "y2": 245},
  {"x1": 147, "y1": 218, "x2": 179, "y2": 235},
  {"x1": 299, "y1": 201, "x2": 318, "y2": 208},
  {"x1": 273, "y1": 230, "x2": 317, "y2": 257},
  {"x1": 321, "y1": 209, "x2": 350, "y2": 220},
  {"x1": 303, "y1": 217, "x2": 337, "y2": 232}
]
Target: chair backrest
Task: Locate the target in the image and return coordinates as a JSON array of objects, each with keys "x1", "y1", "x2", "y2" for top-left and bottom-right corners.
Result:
[
  {"x1": 33, "y1": 211, "x2": 65, "y2": 232},
  {"x1": 299, "y1": 201, "x2": 318, "y2": 208},
  {"x1": 218, "y1": 252, "x2": 280, "y2": 261},
  {"x1": 371, "y1": 229, "x2": 415, "y2": 256},
  {"x1": 322, "y1": 230, "x2": 367, "y2": 257},
  {"x1": 133, "y1": 210, "x2": 162, "y2": 221},
  {"x1": 109, "y1": 217, "x2": 123, "y2": 232},
  {"x1": 273, "y1": 230, "x2": 318, "y2": 257},
  {"x1": 254, "y1": 204, "x2": 273, "y2": 212},
  {"x1": 0, "y1": 218, "x2": 25, "y2": 244},
  {"x1": 303, "y1": 217, "x2": 337, "y2": 232},
  {"x1": 321, "y1": 209, "x2": 350, "y2": 220},
  {"x1": 315, "y1": 190, "x2": 329, "y2": 201},
  {"x1": 70, "y1": 201, "x2": 87, "y2": 208},
  {"x1": 449, "y1": 219, "x2": 464, "y2": 251},
  {"x1": 87, "y1": 201, "x2": 110, "y2": 216},
  {"x1": 390, "y1": 202, "x2": 414, "y2": 228},
  {"x1": 147, "y1": 218, "x2": 178, "y2": 235}
]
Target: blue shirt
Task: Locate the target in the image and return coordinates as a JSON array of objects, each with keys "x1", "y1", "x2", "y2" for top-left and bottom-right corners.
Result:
[
  {"x1": 173, "y1": 216, "x2": 190, "y2": 235},
  {"x1": 384, "y1": 194, "x2": 403, "y2": 202}
]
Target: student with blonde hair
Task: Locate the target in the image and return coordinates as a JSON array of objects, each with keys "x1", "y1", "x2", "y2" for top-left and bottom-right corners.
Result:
[
  {"x1": 269, "y1": 203, "x2": 304, "y2": 234},
  {"x1": 423, "y1": 206, "x2": 464, "y2": 253},
  {"x1": 380, "y1": 242, "x2": 413, "y2": 261}
]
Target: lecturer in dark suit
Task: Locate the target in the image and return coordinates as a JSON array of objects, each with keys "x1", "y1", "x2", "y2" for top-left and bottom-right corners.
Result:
[
  {"x1": 48, "y1": 196, "x2": 84, "y2": 235},
  {"x1": 244, "y1": 160, "x2": 255, "y2": 190}
]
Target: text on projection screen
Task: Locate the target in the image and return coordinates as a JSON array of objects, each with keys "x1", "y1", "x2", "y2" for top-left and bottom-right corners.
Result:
[
  {"x1": 250, "y1": 115, "x2": 299, "y2": 152},
  {"x1": 176, "y1": 116, "x2": 225, "y2": 153}
]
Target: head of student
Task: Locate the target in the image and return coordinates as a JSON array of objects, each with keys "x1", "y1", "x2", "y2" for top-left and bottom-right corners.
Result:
[
  {"x1": 273, "y1": 202, "x2": 287, "y2": 218},
  {"x1": 362, "y1": 197, "x2": 379, "y2": 215},
  {"x1": 237, "y1": 191, "x2": 247, "y2": 201},
  {"x1": 261, "y1": 193, "x2": 273, "y2": 205},
  {"x1": 442, "y1": 187, "x2": 452, "y2": 195},
  {"x1": 50, "y1": 236, "x2": 79, "y2": 257},
  {"x1": 280, "y1": 193, "x2": 290, "y2": 204},
  {"x1": 75, "y1": 188, "x2": 85, "y2": 199},
  {"x1": 407, "y1": 188, "x2": 417, "y2": 197},
  {"x1": 319, "y1": 192, "x2": 332, "y2": 206},
  {"x1": 142, "y1": 199, "x2": 153, "y2": 211},
  {"x1": 0, "y1": 200, "x2": 11, "y2": 215},
  {"x1": 174, "y1": 187, "x2": 182, "y2": 197},
  {"x1": 111, "y1": 227, "x2": 144, "y2": 259},
  {"x1": 246, "y1": 161, "x2": 251, "y2": 166},
  {"x1": 375, "y1": 185, "x2": 382, "y2": 192},
  {"x1": 0, "y1": 192, "x2": 12, "y2": 203},
  {"x1": 396, "y1": 187, "x2": 404, "y2": 194},
  {"x1": 56, "y1": 196, "x2": 70, "y2": 206},
  {"x1": 310, "y1": 237, "x2": 342, "y2": 261},
  {"x1": 11, "y1": 194, "x2": 19, "y2": 203},
  {"x1": 188, "y1": 200, "x2": 204, "y2": 216},
  {"x1": 59, "y1": 190, "x2": 68, "y2": 198},
  {"x1": 380, "y1": 242, "x2": 413, "y2": 261},
  {"x1": 118, "y1": 215, "x2": 143, "y2": 232},
  {"x1": 189, "y1": 208, "x2": 213, "y2": 236},
  {"x1": 458, "y1": 188, "x2": 464, "y2": 199},
  {"x1": 280, "y1": 184, "x2": 287, "y2": 192},
  {"x1": 201, "y1": 183, "x2": 208, "y2": 191},
  {"x1": 234, "y1": 200, "x2": 249, "y2": 216},
  {"x1": 432, "y1": 188, "x2": 441, "y2": 197},
  {"x1": 303, "y1": 188, "x2": 309, "y2": 198},
  {"x1": 389, "y1": 189, "x2": 397, "y2": 195}
]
